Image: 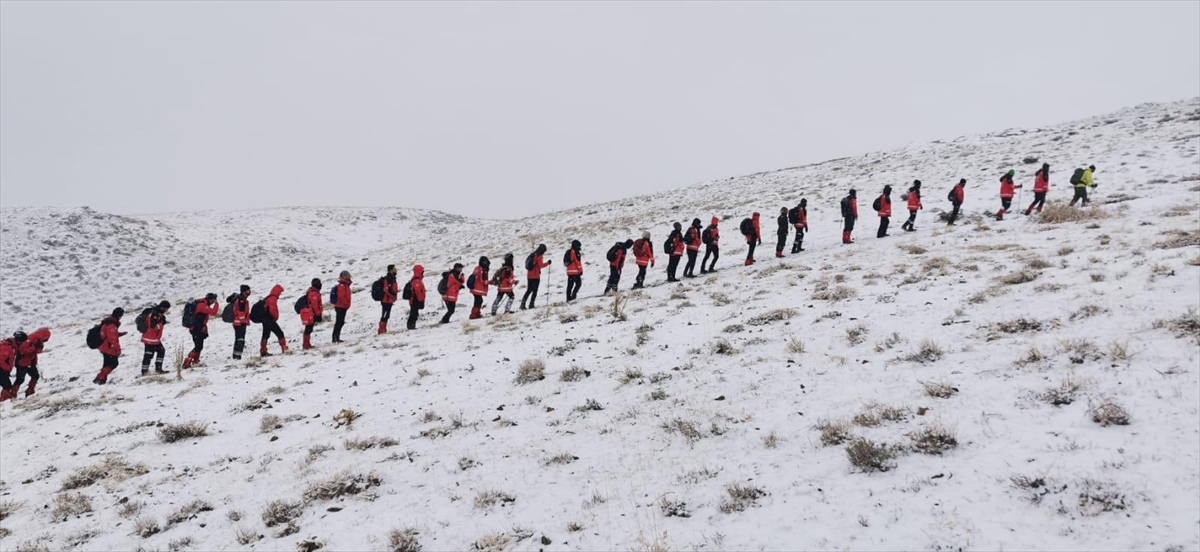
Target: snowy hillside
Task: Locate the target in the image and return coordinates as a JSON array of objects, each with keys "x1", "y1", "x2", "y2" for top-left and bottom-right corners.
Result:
[{"x1": 0, "y1": 98, "x2": 1198, "y2": 551}]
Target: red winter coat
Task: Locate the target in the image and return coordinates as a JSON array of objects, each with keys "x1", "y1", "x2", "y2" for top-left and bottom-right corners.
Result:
[
  {"x1": 672, "y1": 233, "x2": 686, "y2": 256},
  {"x1": 877, "y1": 195, "x2": 892, "y2": 217},
  {"x1": 442, "y1": 271, "x2": 465, "y2": 303},
  {"x1": 565, "y1": 249, "x2": 583, "y2": 276},
  {"x1": 232, "y1": 297, "x2": 251, "y2": 327},
  {"x1": 409, "y1": 265, "x2": 427, "y2": 305},
  {"x1": 1000, "y1": 175, "x2": 1020, "y2": 199},
  {"x1": 0, "y1": 338, "x2": 18, "y2": 373},
  {"x1": 470, "y1": 266, "x2": 489, "y2": 297},
  {"x1": 334, "y1": 278, "x2": 352, "y2": 309},
  {"x1": 685, "y1": 227, "x2": 702, "y2": 252},
  {"x1": 381, "y1": 277, "x2": 400, "y2": 305},
  {"x1": 527, "y1": 255, "x2": 551, "y2": 280},
  {"x1": 20, "y1": 328, "x2": 51, "y2": 367},
  {"x1": 306, "y1": 287, "x2": 323, "y2": 319},
  {"x1": 1033, "y1": 170, "x2": 1049, "y2": 193},
  {"x1": 141, "y1": 311, "x2": 166, "y2": 345},
  {"x1": 610, "y1": 245, "x2": 627, "y2": 271},
  {"x1": 191, "y1": 299, "x2": 220, "y2": 336},
  {"x1": 793, "y1": 209, "x2": 808, "y2": 229},
  {"x1": 709, "y1": 219, "x2": 721, "y2": 246},
  {"x1": 907, "y1": 190, "x2": 922, "y2": 211},
  {"x1": 300, "y1": 304, "x2": 315, "y2": 326},
  {"x1": 494, "y1": 266, "x2": 516, "y2": 293},
  {"x1": 265, "y1": 285, "x2": 283, "y2": 321},
  {"x1": 952, "y1": 184, "x2": 965, "y2": 204},
  {"x1": 633, "y1": 238, "x2": 655, "y2": 267},
  {"x1": 747, "y1": 214, "x2": 761, "y2": 244},
  {"x1": 99, "y1": 316, "x2": 122, "y2": 356}
]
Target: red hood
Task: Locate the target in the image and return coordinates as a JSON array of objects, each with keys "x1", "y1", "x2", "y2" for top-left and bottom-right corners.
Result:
[
  {"x1": 711, "y1": 217, "x2": 719, "y2": 226},
  {"x1": 339, "y1": 277, "x2": 352, "y2": 285},
  {"x1": 270, "y1": 284, "x2": 284, "y2": 297},
  {"x1": 412, "y1": 265, "x2": 424, "y2": 279},
  {"x1": 29, "y1": 327, "x2": 51, "y2": 343}
]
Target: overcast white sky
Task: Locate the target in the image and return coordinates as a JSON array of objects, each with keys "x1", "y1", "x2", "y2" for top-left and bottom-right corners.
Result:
[{"x1": 1, "y1": 1, "x2": 1197, "y2": 218}]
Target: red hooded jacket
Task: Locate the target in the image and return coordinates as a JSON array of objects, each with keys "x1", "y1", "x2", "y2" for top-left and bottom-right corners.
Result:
[
  {"x1": 306, "y1": 287, "x2": 323, "y2": 319},
  {"x1": 907, "y1": 190, "x2": 923, "y2": 211},
  {"x1": 708, "y1": 218, "x2": 721, "y2": 247},
  {"x1": 141, "y1": 310, "x2": 166, "y2": 346},
  {"x1": 1033, "y1": 170, "x2": 1049, "y2": 193},
  {"x1": 0, "y1": 338, "x2": 16, "y2": 373},
  {"x1": 952, "y1": 183, "x2": 965, "y2": 204},
  {"x1": 334, "y1": 277, "x2": 352, "y2": 309},
  {"x1": 494, "y1": 266, "x2": 516, "y2": 293},
  {"x1": 191, "y1": 298, "x2": 219, "y2": 336},
  {"x1": 265, "y1": 285, "x2": 284, "y2": 321},
  {"x1": 470, "y1": 265, "x2": 490, "y2": 297},
  {"x1": 17, "y1": 328, "x2": 51, "y2": 368},
  {"x1": 565, "y1": 249, "x2": 583, "y2": 276},
  {"x1": 1000, "y1": 175, "x2": 1020, "y2": 199},
  {"x1": 442, "y1": 271, "x2": 465, "y2": 303},
  {"x1": 610, "y1": 244, "x2": 627, "y2": 271},
  {"x1": 633, "y1": 239, "x2": 655, "y2": 267},
  {"x1": 381, "y1": 277, "x2": 399, "y2": 305},
  {"x1": 747, "y1": 213, "x2": 761, "y2": 244},
  {"x1": 99, "y1": 316, "x2": 123, "y2": 356},
  {"x1": 527, "y1": 255, "x2": 551, "y2": 280},
  {"x1": 232, "y1": 296, "x2": 251, "y2": 327},
  {"x1": 410, "y1": 265, "x2": 427, "y2": 305},
  {"x1": 877, "y1": 194, "x2": 892, "y2": 217},
  {"x1": 685, "y1": 226, "x2": 702, "y2": 252}
]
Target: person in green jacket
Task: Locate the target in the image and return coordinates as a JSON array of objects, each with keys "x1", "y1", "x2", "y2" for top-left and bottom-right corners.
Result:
[{"x1": 1070, "y1": 165, "x2": 1096, "y2": 207}]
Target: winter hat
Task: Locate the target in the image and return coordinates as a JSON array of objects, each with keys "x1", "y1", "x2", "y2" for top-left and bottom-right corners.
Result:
[
  {"x1": 959, "y1": 178, "x2": 966, "y2": 184},
  {"x1": 711, "y1": 216, "x2": 719, "y2": 226},
  {"x1": 504, "y1": 253, "x2": 514, "y2": 266},
  {"x1": 205, "y1": 293, "x2": 217, "y2": 302},
  {"x1": 849, "y1": 189, "x2": 857, "y2": 197},
  {"x1": 157, "y1": 300, "x2": 171, "y2": 311},
  {"x1": 1089, "y1": 165, "x2": 1095, "y2": 171},
  {"x1": 311, "y1": 278, "x2": 322, "y2": 290},
  {"x1": 571, "y1": 240, "x2": 582, "y2": 250},
  {"x1": 240, "y1": 284, "x2": 251, "y2": 294},
  {"x1": 112, "y1": 307, "x2": 125, "y2": 318},
  {"x1": 453, "y1": 263, "x2": 464, "y2": 271},
  {"x1": 673, "y1": 222, "x2": 682, "y2": 231},
  {"x1": 1005, "y1": 170, "x2": 1015, "y2": 177},
  {"x1": 479, "y1": 256, "x2": 490, "y2": 268},
  {"x1": 12, "y1": 331, "x2": 27, "y2": 343},
  {"x1": 913, "y1": 180, "x2": 922, "y2": 187},
  {"x1": 536, "y1": 244, "x2": 547, "y2": 255},
  {"x1": 339, "y1": 270, "x2": 352, "y2": 281},
  {"x1": 622, "y1": 239, "x2": 634, "y2": 249},
  {"x1": 883, "y1": 185, "x2": 892, "y2": 194},
  {"x1": 692, "y1": 218, "x2": 701, "y2": 227},
  {"x1": 642, "y1": 231, "x2": 651, "y2": 240},
  {"x1": 800, "y1": 199, "x2": 807, "y2": 208}
]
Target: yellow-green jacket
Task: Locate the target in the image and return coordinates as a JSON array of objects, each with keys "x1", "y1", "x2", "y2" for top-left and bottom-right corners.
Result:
[{"x1": 1076, "y1": 168, "x2": 1095, "y2": 188}]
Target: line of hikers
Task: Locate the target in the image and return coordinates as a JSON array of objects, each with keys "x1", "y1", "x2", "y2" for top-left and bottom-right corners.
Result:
[{"x1": 1, "y1": 165, "x2": 1099, "y2": 392}]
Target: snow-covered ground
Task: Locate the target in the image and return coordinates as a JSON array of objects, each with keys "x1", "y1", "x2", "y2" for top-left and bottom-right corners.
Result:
[{"x1": 1, "y1": 98, "x2": 1198, "y2": 551}]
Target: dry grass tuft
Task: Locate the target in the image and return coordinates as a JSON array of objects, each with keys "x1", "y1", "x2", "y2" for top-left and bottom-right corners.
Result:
[
  {"x1": 662, "y1": 418, "x2": 705, "y2": 443},
  {"x1": 472, "y1": 489, "x2": 516, "y2": 510},
  {"x1": 811, "y1": 283, "x2": 857, "y2": 302},
  {"x1": 261, "y1": 499, "x2": 302, "y2": 527},
  {"x1": 387, "y1": 527, "x2": 422, "y2": 552},
  {"x1": 902, "y1": 339, "x2": 945, "y2": 363},
  {"x1": 785, "y1": 337, "x2": 806, "y2": 355},
  {"x1": 1089, "y1": 398, "x2": 1131, "y2": 427},
  {"x1": 921, "y1": 380, "x2": 958, "y2": 398},
  {"x1": 709, "y1": 338, "x2": 737, "y2": 355},
  {"x1": 1154, "y1": 229, "x2": 1200, "y2": 249},
  {"x1": 1041, "y1": 373, "x2": 1087, "y2": 406},
  {"x1": 302, "y1": 471, "x2": 382, "y2": 502},
  {"x1": 718, "y1": 483, "x2": 767, "y2": 513},
  {"x1": 134, "y1": 516, "x2": 161, "y2": 538},
  {"x1": 559, "y1": 366, "x2": 590, "y2": 382},
  {"x1": 343, "y1": 436, "x2": 400, "y2": 451},
  {"x1": 815, "y1": 418, "x2": 852, "y2": 446},
  {"x1": 746, "y1": 308, "x2": 798, "y2": 326},
  {"x1": 166, "y1": 499, "x2": 214, "y2": 527},
  {"x1": 1153, "y1": 309, "x2": 1200, "y2": 344},
  {"x1": 845, "y1": 324, "x2": 869, "y2": 346},
  {"x1": 50, "y1": 493, "x2": 93, "y2": 522},
  {"x1": 845, "y1": 438, "x2": 896, "y2": 473},
  {"x1": 514, "y1": 359, "x2": 546, "y2": 384},
  {"x1": 901, "y1": 244, "x2": 928, "y2": 255},
  {"x1": 61, "y1": 456, "x2": 149, "y2": 490},
  {"x1": 907, "y1": 424, "x2": 959, "y2": 455},
  {"x1": 659, "y1": 496, "x2": 691, "y2": 518},
  {"x1": 1000, "y1": 270, "x2": 1040, "y2": 285},
  {"x1": 1037, "y1": 203, "x2": 1110, "y2": 224},
  {"x1": 994, "y1": 318, "x2": 1045, "y2": 333},
  {"x1": 158, "y1": 421, "x2": 210, "y2": 443}
]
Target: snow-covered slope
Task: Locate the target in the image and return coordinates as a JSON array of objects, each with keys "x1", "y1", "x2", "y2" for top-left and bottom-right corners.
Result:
[{"x1": 0, "y1": 99, "x2": 1198, "y2": 551}]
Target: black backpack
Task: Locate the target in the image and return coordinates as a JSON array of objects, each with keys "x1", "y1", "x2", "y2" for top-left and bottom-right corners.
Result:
[
  {"x1": 221, "y1": 302, "x2": 235, "y2": 324},
  {"x1": 788, "y1": 207, "x2": 800, "y2": 225},
  {"x1": 607, "y1": 243, "x2": 620, "y2": 262},
  {"x1": 437, "y1": 273, "x2": 450, "y2": 295},
  {"x1": 563, "y1": 249, "x2": 573, "y2": 266},
  {"x1": 466, "y1": 273, "x2": 476, "y2": 291},
  {"x1": 181, "y1": 300, "x2": 197, "y2": 328},
  {"x1": 683, "y1": 228, "x2": 695, "y2": 245},
  {"x1": 525, "y1": 253, "x2": 536, "y2": 271},
  {"x1": 872, "y1": 196, "x2": 882, "y2": 212},
  {"x1": 702, "y1": 227, "x2": 714, "y2": 245},
  {"x1": 947, "y1": 188, "x2": 956, "y2": 202},
  {"x1": 135, "y1": 307, "x2": 152, "y2": 334},
  {"x1": 739, "y1": 218, "x2": 753, "y2": 236},
  {"x1": 841, "y1": 196, "x2": 852, "y2": 217},
  {"x1": 663, "y1": 235, "x2": 675, "y2": 253},
  {"x1": 294, "y1": 295, "x2": 309, "y2": 314},
  {"x1": 1070, "y1": 168, "x2": 1084, "y2": 185},
  {"x1": 249, "y1": 299, "x2": 266, "y2": 324},
  {"x1": 86, "y1": 324, "x2": 103, "y2": 349},
  {"x1": 371, "y1": 278, "x2": 385, "y2": 302},
  {"x1": 402, "y1": 281, "x2": 413, "y2": 301}
]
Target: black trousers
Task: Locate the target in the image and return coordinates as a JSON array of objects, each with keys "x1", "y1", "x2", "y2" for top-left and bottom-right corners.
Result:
[
  {"x1": 332, "y1": 307, "x2": 347, "y2": 342},
  {"x1": 566, "y1": 275, "x2": 581, "y2": 301},
  {"x1": 948, "y1": 202, "x2": 962, "y2": 224},
  {"x1": 407, "y1": 304, "x2": 421, "y2": 329},
  {"x1": 877, "y1": 217, "x2": 889, "y2": 238},
  {"x1": 380, "y1": 303, "x2": 393, "y2": 322},
  {"x1": 684, "y1": 250, "x2": 698, "y2": 277},
  {"x1": 102, "y1": 353, "x2": 119, "y2": 369},
  {"x1": 13, "y1": 365, "x2": 38, "y2": 387},
  {"x1": 191, "y1": 332, "x2": 207, "y2": 355},
  {"x1": 472, "y1": 295, "x2": 484, "y2": 314},
  {"x1": 1027, "y1": 192, "x2": 1046, "y2": 213},
  {"x1": 0, "y1": 370, "x2": 10, "y2": 392},
  {"x1": 746, "y1": 240, "x2": 757, "y2": 261},
  {"x1": 233, "y1": 325, "x2": 247, "y2": 359},
  {"x1": 999, "y1": 198, "x2": 1012, "y2": 212},
  {"x1": 1070, "y1": 187, "x2": 1089, "y2": 206},
  {"x1": 522, "y1": 278, "x2": 541, "y2": 308},
  {"x1": 776, "y1": 232, "x2": 788, "y2": 253},
  {"x1": 666, "y1": 255, "x2": 681, "y2": 281},
  {"x1": 702, "y1": 246, "x2": 719, "y2": 272},
  {"x1": 792, "y1": 227, "x2": 805, "y2": 253},
  {"x1": 440, "y1": 301, "x2": 456, "y2": 323},
  {"x1": 142, "y1": 344, "x2": 166, "y2": 370},
  {"x1": 904, "y1": 210, "x2": 917, "y2": 228},
  {"x1": 606, "y1": 266, "x2": 621, "y2": 292},
  {"x1": 262, "y1": 318, "x2": 284, "y2": 343},
  {"x1": 303, "y1": 324, "x2": 314, "y2": 336}
]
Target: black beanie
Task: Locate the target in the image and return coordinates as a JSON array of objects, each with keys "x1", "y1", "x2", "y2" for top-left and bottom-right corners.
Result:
[{"x1": 112, "y1": 307, "x2": 125, "y2": 318}]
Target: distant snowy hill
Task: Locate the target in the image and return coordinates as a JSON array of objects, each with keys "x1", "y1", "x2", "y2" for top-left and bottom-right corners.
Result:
[{"x1": 0, "y1": 98, "x2": 1197, "y2": 551}]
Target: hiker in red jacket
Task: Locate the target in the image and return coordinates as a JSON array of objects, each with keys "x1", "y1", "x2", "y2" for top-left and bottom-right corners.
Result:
[
  {"x1": 439, "y1": 263, "x2": 466, "y2": 324},
  {"x1": 378, "y1": 265, "x2": 400, "y2": 335},
  {"x1": 521, "y1": 244, "x2": 552, "y2": 310},
  {"x1": 564, "y1": 241, "x2": 583, "y2": 301},
  {"x1": 841, "y1": 190, "x2": 858, "y2": 244},
  {"x1": 701, "y1": 217, "x2": 720, "y2": 273},
  {"x1": 948, "y1": 179, "x2": 966, "y2": 225},
  {"x1": 261, "y1": 284, "x2": 288, "y2": 356},
  {"x1": 468, "y1": 256, "x2": 491, "y2": 320},
  {"x1": 1025, "y1": 163, "x2": 1049, "y2": 215},
  {"x1": 299, "y1": 279, "x2": 322, "y2": 350},
  {"x1": 901, "y1": 180, "x2": 923, "y2": 232},
  {"x1": 139, "y1": 301, "x2": 171, "y2": 375},
  {"x1": 632, "y1": 232, "x2": 656, "y2": 289},
  {"x1": 183, "y1": 293, "x2": 220, "y2": 369},
  {"x1": 874, "y1": 185, "x2": 893, "y2": 238},
  {"x1": 996, "y1": 170, "x2": 1021, "y2": 220},
  {"x1": 230, "y1": 285, "x2": 251, "y2": 359},
  {"x1": 10, "y1": 328, "x2": 49, "y2": 398},
  {"x1": 94, "y1": 308, "x2": 126, "y2": 385},
  {"x1": 790, "y1": 200, "x2": 808, "y2": 253},
  {"x1": 407, "y1": 265, "x2": 426, "y2": 329},
  {"x1": 605, "y1": 240, "x2": 633, "y2": 294},
  {"x1": 744, "y1": 212, "x2": 762, "y2": 265},
  {"x1": 0, "y1": 332, "x2": 22, "y2": 401},
  {"x1": 331, "y1": 271, "x2": 352, "y2": 343},
  {"x1": 683, "y1": 219, "x2": 702, "y2": 277},
  {"x1": 775, "y1": 208, "x2": 790, "y2": 257},
  {"x1": 665, "y1": 222, "x2": 684, "y2": 282},
  {"x1": 492, "y1": 254, "x2": 518, "y2": 315}
]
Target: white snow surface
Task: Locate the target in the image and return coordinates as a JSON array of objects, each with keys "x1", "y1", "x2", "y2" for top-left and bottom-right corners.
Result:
[{"x1": 0, "y1": 98, "x2": 1198, "y2": 551}]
